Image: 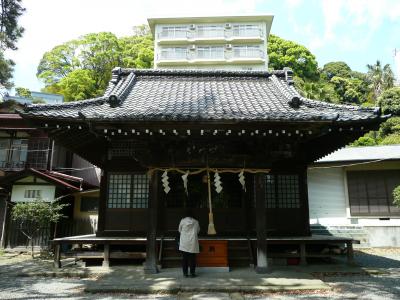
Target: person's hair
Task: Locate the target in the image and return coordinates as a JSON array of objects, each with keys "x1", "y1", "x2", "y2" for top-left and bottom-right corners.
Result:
[{"x1": 184, "y1": 207, "x2": 194, "y2": 218}]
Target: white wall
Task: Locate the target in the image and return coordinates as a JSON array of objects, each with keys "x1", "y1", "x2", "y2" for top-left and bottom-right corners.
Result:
[
  {"x1": 308, "y1": 167, "x2": 348, "y2": 225},
  {"x1": 11, "y1": 185, "x2": 56, "y2": 202}
]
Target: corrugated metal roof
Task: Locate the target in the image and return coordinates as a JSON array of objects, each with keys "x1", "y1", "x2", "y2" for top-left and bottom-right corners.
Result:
[{"x1": 316, "y1": 145, "x2": 400, "y2": 163}]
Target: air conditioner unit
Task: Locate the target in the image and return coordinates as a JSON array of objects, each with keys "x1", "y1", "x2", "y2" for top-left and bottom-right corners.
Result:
[
  {"x1": 225, "y1": 23, "x2": 232, "y2": 29},
  {"x1": 225, "y1": 44, "x2": 233, "y2": 50},
  {"x1": 189, "y1": 24, "x2": 196, "y2": 30},
  {"x1": 189, "y1": 45, "x2": 196, "y2": 51}
]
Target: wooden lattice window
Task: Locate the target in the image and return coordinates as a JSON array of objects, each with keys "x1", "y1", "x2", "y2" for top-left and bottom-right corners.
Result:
[
  {"x1": 265, "y1": 174, "x2": 300, "y2": 208},
  {"x1": 107, "y1": 173, "x2": 149, "y2": 209}
]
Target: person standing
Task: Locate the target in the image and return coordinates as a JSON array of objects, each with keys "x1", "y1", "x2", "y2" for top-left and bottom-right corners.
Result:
[{"x1": 178, "y1": 209, "x2": 200, "y2": 277}]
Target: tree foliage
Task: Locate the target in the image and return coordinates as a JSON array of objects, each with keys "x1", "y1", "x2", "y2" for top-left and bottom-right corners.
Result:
[
  {"x1": 377, "y1": 87, "x2": 400, "y2": 116},
  {"x1": 322, "y1": 61, "x2": 352, "y2": 80},
  {"x1": 0, "y1": 50, "x2": 13, "y2": 89},
  {"x1": 0, "y1": 0, "x2": 25, "y2": 50},
  {"x1": 268, "y1": 34, "x2": 318, "y2": 80},
  {"x1": 15, "y1": 86, "x2": 31, "y2": 98},
  {"x1": 12, "y1": 199, "x2": 68, "y2": 257},
  {"x1": 393, "y1": 185, "x2": 400, "y2": 207},
  {"x1": 367, "y1": 60, "x2": 395, "y2": 99},
  {"x1": 37, "y1": 31, "x2": 153, "y2": 101}
]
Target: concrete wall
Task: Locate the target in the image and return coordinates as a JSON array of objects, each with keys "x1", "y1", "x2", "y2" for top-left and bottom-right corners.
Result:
[{"x1": 365, "y1": 226, "x2": 400, "y2": 247}]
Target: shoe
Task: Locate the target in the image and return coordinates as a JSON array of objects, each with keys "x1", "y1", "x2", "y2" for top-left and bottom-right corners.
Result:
[
  {"x1": 190, "y1": 274, "x2": 197, "y2": 278},
  {"x1": 184, "y1": 274, "x2": 189, "y2": 278}
]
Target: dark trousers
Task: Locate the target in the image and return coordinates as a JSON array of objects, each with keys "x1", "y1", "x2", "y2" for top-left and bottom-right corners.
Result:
[{"x1": 182, "y1": 251, "x2": 196, "y2": 275}]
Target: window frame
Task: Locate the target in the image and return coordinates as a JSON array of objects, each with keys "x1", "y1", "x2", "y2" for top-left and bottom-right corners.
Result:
[
  {"x1": 347, "y1": 170, "x2": 400, "y2": 217},
  {"x1": 263, "y1": 173, "x2": 301, "y2": 209},
  {"x1": 107, "y1": 172, "x2": 150, "y2": 209}
]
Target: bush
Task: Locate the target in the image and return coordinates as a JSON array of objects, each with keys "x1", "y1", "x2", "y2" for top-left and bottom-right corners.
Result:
[{"x1": 393, "y1": 185, "x2": 400, "y2": 207}]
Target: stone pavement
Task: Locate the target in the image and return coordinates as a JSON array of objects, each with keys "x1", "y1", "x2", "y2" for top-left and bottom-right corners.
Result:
[{"x1": 83, "y1": 267, "x2": 330, "y2": 294}]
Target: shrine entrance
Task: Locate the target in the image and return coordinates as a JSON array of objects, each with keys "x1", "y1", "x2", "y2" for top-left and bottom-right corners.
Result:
[{"x1": 162, "y1": 172, "x2": 254, "y2": 235}]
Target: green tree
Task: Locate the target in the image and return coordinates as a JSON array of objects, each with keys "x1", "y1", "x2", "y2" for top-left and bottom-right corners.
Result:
[
  {"x1": 322, "y1": 61, "x2": 352, "y2": 80},
  {"x1": 268, "y1": 34, "x2": 318, "y2": 80},
  {"x1": 15, "y1": 86, "x2": 32, "y2": 98},
  {"x1": 366, "y1": 60, "x2": 395, "y2": 100},
  {"x1": 37, "y1": 31, "x2": 154, "y2": 101},
  {"x1": 11, "y1": 199, "x2": 68, "y2": 258},
  {"x1": 377, "y1": 87, "x2": 400, "y2": 115},
  {"x1": 0, "y1": 0, "x2": 25, "y2": 50},
  {"x1": 0, "y1": 50, "x2": 13, "y2": 89},
  {"x1": 330, "y1": 76, "x2": 365, "y2": 104},
  {"x1": 393, "y1": 185, "x2": 400, "y2": 207}
]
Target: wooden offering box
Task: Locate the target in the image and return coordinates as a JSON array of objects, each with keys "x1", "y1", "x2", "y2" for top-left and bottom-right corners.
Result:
[{"x1": 197, "y1": 240, "x2": 228, "y2": 267}]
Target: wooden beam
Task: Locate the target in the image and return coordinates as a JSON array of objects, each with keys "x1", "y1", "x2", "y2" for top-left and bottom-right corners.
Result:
[
  {"x1": 102, "y1": 244, "x2": 110, "y2": 267},
  {"x1": 255, "y1": 173, "x2": 269, "y2": 273},
  {"x1": 97, "y1": 170, "x2": 107, "y2": 235},
  {"x1": 143, "y1": 170, "x2": 159, "y2": 274}
]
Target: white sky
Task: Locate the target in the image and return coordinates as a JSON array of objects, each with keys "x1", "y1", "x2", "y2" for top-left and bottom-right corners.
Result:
[{"x1": 8, "y1": 0, "x2": 259, "y2": 91}]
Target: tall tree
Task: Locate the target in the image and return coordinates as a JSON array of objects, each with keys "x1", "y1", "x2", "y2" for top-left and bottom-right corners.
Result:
[
  {"x1": 268, "y1": 34, "x2": 319, "y2": 80},
  {"x1": 37, "y1": 31, "x2": 154, "y2": 101},
  {"x1": 366, "y1": 60, "x2": 395, "y2": 100},
  {"x1": 0, "y1": 0, "x2": 25, "y2": 89}
]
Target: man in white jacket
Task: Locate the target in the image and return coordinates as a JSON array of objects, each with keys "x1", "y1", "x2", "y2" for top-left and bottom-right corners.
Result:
[{"x1": 178, "y1": 209, "x2": 200, "y2": 277}]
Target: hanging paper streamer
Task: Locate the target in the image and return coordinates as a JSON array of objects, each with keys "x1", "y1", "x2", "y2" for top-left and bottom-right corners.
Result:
[
  {"x1": 214, "y1": 171, "x2": 223, "y2": 194},
  {"x1": 181, "y1": 171, "x2": 189, "y2": 195},
  {"x1": 161, "y1": 170, "x2": 170, "y2": 194},
  {"x1": 238, "y1": 170, "x2": 246, "y2": 191}
]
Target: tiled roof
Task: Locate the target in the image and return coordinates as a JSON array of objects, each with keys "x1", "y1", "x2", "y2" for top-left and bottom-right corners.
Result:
[{"x1": 20, "y1": 68, "x2": 383, "y2": 123}]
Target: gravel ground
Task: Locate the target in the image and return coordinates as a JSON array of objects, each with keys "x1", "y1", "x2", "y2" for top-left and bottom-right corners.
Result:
[{"x1": 0, "y1": 248, "x2": 399, "y2": 299}]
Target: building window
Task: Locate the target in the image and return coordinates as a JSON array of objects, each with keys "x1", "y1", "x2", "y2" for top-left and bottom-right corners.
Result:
[
  {"x1": 232, "y1": 24, "x2": 261, "y2": 37},
  {"x1": 80, "y1": 197, "x2": 99, "y2": 212},
  {"x1": 347, "y1": 170, "x2": 400, "y2": 216},
  {"x1": 24, "y1": 190, "x2": 41, "y2": 199},
  {"x1": 196, "y1": 25, "x2": 224, "y2": 38},
  {"x1": 107, "y1": 173, "x2": 149, "y2": 208},
  {"x1": 159, "y1": 26, "x2": 187, "y2": 39},
  {"x1": 264, "y1": 174, "x2": 300, "y2": 208},
  {"x1": 0, "y1": 138, "x2": 28, "y2": 170},
  {"x1": 233, "y1": 45, "x2": 262, "y2": 58},
  {"x1": 160, "y1": 47, "x2": 188, "y2": 60},
  {"x1": 197, "y1": 46, "x2": 224, "y2": 59}
]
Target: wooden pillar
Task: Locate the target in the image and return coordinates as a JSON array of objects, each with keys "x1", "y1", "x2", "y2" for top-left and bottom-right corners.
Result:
[
  {"x1": 144, "y1": 171, "x2": 159, "y2": 274},
  {"x1": 97, "y1": 170, "x2": 107, "y2": 235},
  {"x1": 299, "y1": 242, "x2": 307, "y2": 266},
  {"x1": 255, "y1": 173, "x2": 268, "y2": 273},
  {"x1": 54, "y1": 243, "x2": 61, "y2": 268},
  {"x1": 346, "y1": 241, "x2": 355, "y2": 265},
  {"x1": 102, "y1": 244, "x2": 110, "y2": 267}
]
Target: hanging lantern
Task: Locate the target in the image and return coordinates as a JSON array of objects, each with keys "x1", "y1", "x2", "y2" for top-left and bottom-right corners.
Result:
[
  {"x1": 161, "y1": 170, "x2": 170, "y2": 194},
  {"x1": 238, "y1": 170, "x2": 246, "y2": 191}
]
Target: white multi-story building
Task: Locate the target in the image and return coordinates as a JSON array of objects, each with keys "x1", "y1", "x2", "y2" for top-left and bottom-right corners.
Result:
[{"x1": 147, "y1": 15, "x2": 273, "y2": 71}]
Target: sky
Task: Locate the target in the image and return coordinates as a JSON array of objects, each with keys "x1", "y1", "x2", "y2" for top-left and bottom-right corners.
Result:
[{"x1": 6, "y1": 0, "x2": 400, "y2": 92}]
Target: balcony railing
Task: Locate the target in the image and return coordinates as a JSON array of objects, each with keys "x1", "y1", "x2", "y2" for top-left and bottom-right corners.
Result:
[
  {"x1": 158, "y1": 49, "x2": 264, "y2": 61},
  {"x1": 158, "y1": 26, "x2": 263, "y2": 40}
]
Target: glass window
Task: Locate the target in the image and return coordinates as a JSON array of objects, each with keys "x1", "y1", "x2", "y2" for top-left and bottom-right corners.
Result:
[
  {"x1": 107, "y1": 173, "x2": 149, "y2": 208},
  {"x1": 197, "y1": 46, "x2": 224, "y2": 59},
  {"x1": 233, "y1": 45, "x2": 262, "y2": 58},
  {"x1": 197, "y1": 25, "x2": 224, "y2": 38},
  {"x1": 10, "y1": 139, "x2": 28, "y2": 169},
  {"x1": 347, "y1": 170, "x2": 400, "y2": 216},
  {"x1": 160, "y1": 47, "x2": 187, "y2": 60},
  {"x1": 264, "y1": 174, "x2": 300, "y2": 209},
  {"x1": 232, "y1": 24, "x2": 260, "y2": 37},
  {"x1": 0, "y1": 139, "x2": 10, "y2": 168},
  {"x1": 159, "y1": 26, "x2": 187, "y2": 39},
  {"x1": 80, "y1": 197, "x2": 99, "y2": 212}
]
